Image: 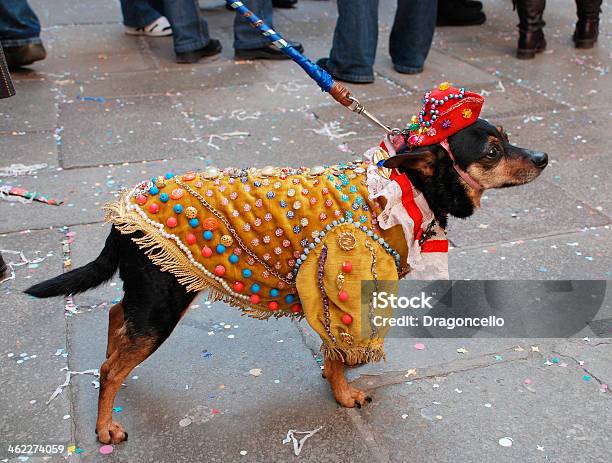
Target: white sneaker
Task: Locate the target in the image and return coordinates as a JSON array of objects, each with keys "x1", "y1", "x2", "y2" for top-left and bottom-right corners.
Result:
[{"x1": 125, "y1": 16, "x2": 172, "y2": 37}]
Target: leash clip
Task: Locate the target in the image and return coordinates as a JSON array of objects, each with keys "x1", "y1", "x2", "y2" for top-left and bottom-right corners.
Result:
[{"x1": 347, "y1": 96, "x2": 400, "y2": 135}]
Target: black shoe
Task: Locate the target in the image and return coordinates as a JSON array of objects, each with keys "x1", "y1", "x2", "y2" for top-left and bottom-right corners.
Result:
[
  {"x1": 437, "y1": 0, "x2": 486, "y2": 26},
  {"x1": 235, "y1": 41, "x2": 303, "y2": 60},
  {"x1": 273, "y1": 0, "x2": 298, "y2": 7},
  {"x1": 573, "y1": 19, "x2": 599, "y2": 49},
  {"x1": 4, "y1": 43, "x2": 46, "y2": 70},
  {"x1": 515, "y1": 0, "x2": 546, "y2": 59},
  {"x1": 517, "y1": 29, "x2": 546, "y2": 59},
  {"x1": 316, "y1": 57, "x2": 374, "y2": 84},
  {"x1": 0, "y1": 254, "x2": 7, "y2": 279},
  {"x1": 175, "y1": 39, "x2": 222, "y2": 64}
]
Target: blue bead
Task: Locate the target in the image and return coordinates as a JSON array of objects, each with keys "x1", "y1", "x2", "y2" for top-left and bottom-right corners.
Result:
[
  {"x1": 173, "y1": 204, "x2": 184, "y2": 214},
  {"x1": 216, "y1": 244, "x2": 226, "y2": 254},
  {"x1": 242, "y1": 269, "x2": 252, "y2": 278},
  {"x1": 280, "y1": 200, "x2": 287, "y2": 208},
  {"x1": 285, "y1": 294, "x2": 295, "y2": 304},
  {"x1": 149, "y1": 186, "x2": 159, "y2": 195},
  {"x1": 165, "y1": 172, "x2": 174, "y2": 179},
  {"x1": 270, "y1": 289, "x2": 279, "y2": 297},
  {"x1": 159, "y1": 193, "x2": 169, "y2": 203},
  {"x1": 229, "y1": 254, "x2": 239, "y2": 264},
  {"x1": 266, "y1": 191, "x2": 275, "y2": 199},
  {"x1": 189, "y1": 218, "x2": 199, "y2": 228},
  {"x1": 203, "y1": 230, "x2": 213, "y2": 240},
  {"x1": 251, "y1": 284, "x2": 260, "y2": 293}
]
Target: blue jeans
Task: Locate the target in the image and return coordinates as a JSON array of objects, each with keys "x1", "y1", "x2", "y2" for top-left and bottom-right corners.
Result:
[
  {"x1": 0, "y1": 0, "x2": 42, "y2": 47},
  {"x1": 120, "y1": 0, "x2": 162, "y2": 28},
  {"x1": 328, "y1": 0, "x2": 437, "y2": 82},
  {"x1": 233, "y1": 0, "x2": 274, "y2": 50},
  {"x1": 156, "y1": 0, "x2": 272, "y2": 53}
]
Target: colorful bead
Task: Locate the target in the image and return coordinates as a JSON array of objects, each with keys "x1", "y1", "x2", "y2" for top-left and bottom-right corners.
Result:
[
  {"x1": 250, "y1": 294, "x2": 261, "y2": 304},
  {"x1": 270, "y1": 288, "x2": 279, "y2": 297},
  {"x1": 185, "y1": 206, "x2": 197, "y2": 219},
  {"x1": 136, "y1": 195, "x2": 147, "y2": 206},
  {"x1": 251, "y1": 283, "x2": 260, "y2": 293},
  {"x1": 342, "y1": 261, "x2": 352, "y2": 273},
  {"x1": 201, "y1": 246, "x2": 213, "y2": 257},
  {"x1": 173, "y1": 204, "x2": 183, "y2": 214},
  {"x1": 291, "y1": 303, "x2": 302, "y2": 313},
  {"x1": 285, "y1": 294, "x2": 295, "y2": 304},
  {"x1": 214, "y1": 265, "x2": 226, "y2": 276},
  {"x1": 341, "y1": 313, "x2": 353, "y2": 325},
  {"x1": 242, "y1": 269, "x2": 252, "y2": 278},
  {"x1": 268, "y1": 301, "x2": 279, "y2": 311},
  {"x1": 188, "y1": 218, "x2": 199, "y2": 228},
  {"x1": 229, "y1": 254, "x2": 239, "y2": 264},
  {"x1": 156, "y1": 176, "x2": 166, "y2": 188},
  {"x1": 185, "y1": 233, "x2": 197, "y2": 245},
  {"x1": 166, "y1": 217, "x2": 178, "y2": 228},
  {"x1": 159, "y1": 193, "x2": 169, "y2": 203},
  {"x1": 338, "y1": 290, "x2": 349, "y2": 302},
  {"x1": 203, "y1": 218, "x2": 218, "y2": 231},
  {"x1": 203, "y1": 230, "x2": 213, "y2": 240},
  {"x1": 233, "y1": 281, "x2": 245, "y2": 292},
  {"x1": 148, "y1": 203, "x2": 159, "y2": 214},
  {"x1": 149, "y1": 186, "x2": 159, "y2": 195},
  {"x1": 220, "y1": 235, "x2": 234, "y2": 247},
  {"x1": 182, "y1": 172, "x2": 196, "y2": 181},
  {"x1": 170, "y1": 188, "x2": 184, "y2": 200},
  {"x1": 216, "y1": 244, "x2": 226, "y2": 254},
  {"x1": 165, "y1": 172, "x2": 174, "y2": 180}
]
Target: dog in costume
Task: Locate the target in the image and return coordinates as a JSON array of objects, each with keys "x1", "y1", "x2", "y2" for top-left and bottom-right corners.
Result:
[{"x1": 26, "y1": 84, "x2": 548, "y2": 444}]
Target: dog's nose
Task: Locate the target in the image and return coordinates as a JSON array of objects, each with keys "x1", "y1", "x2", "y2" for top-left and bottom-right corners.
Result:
[{"x1": 531, "y1": 151, "x2": 548, "y2": 168}]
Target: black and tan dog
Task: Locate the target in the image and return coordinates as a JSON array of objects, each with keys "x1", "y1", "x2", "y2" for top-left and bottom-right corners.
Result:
[{"x1": 26, "y1": 107, "x2": 547, "y2": 443}]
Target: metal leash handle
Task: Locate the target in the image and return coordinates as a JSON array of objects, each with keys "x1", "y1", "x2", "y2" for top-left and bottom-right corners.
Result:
[{"x1": 226, "y1": 1, "x2": 397, "y2": 134}]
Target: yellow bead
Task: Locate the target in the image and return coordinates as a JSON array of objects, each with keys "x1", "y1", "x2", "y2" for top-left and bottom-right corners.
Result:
[{"x1": 185, "y1": 206, "x2": 197, "y2": 219}]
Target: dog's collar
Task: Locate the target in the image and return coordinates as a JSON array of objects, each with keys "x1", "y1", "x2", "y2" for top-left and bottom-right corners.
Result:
[{"x1": 439, "y1": 139, "x2": 483, "y2": 192}]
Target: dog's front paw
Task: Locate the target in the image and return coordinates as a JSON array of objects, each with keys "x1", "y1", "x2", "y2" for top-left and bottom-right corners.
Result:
[
  {"x1": 335, "y1": 387, "x2": 372, "y2": 408},
  {"x1": 96, "y1": 421, "x2": 128, "y2": 444}
]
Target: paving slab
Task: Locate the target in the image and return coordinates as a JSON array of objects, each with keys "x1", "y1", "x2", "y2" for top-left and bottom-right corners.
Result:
[
  {"x1": 0, "y1": 229, "x2": 71, "y2": 458},
  {"x1": 450, "y1": 225, "x2": 612, "y2": 279},
  {"x1": 0, "y1": 78, "x2": 58, "y2": 133},
  {"x1": 0, "y1": 132, "x2": 58, "y2": 168},
  {"x1": 360, "y1": 353, "x2": 611, "y2": 463},
  {"x1": 59, "y1": 95, "x2": 199, "y2": 168}
]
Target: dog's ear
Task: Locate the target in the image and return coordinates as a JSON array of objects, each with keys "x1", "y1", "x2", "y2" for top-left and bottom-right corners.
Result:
[{"x1": 382, "y1": 146, "x2": 442, "y2": 177}]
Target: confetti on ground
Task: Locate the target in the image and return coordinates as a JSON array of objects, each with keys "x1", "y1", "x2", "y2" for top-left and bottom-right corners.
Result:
[
  {"x1": 0, "y1": 163, "x2": 48, "y2": 177},
  {"x1": 401, "y1": 414, "x2": 409, "y2": 420},
  {"x1": 457, "y1": 347, "x2": 469, "y2": 354},
  {"x1": 47, "y1": 368, "x2": 100, "y2": 404},
  {"x1": 498, "y1": 437, "x2": 513, "y2": 447},
  {"x1": 524, "y1": 378, "x2": 533, "y2": 385},
  {"x1": 583, "y1": 375, "x2": 591, "y2": 381},
  {"x1": 240, "y1": 450, "x2": 248, "y2": 456},
  {"x1": 179, "y1": 418, "x2": 192, "y2": 427},
  {"x1": 249, "y1": 368, "x2": 262, "y2": 377},
  {"x1": 414, "y1": 343, "x2": 425, "y2": 350},
  {"x1": 99, "y1": 445, "x2": 113, "y2": 455},
  {"x1": 404, "y1": 368, "x2": 417, "y2": 378},
  {"x1": 282, "y1": 426, "x2": 323, "y2": 456},
  {"x1": 531, "y1": 345, "x2": 540, "y2": 352},
  {"x1": 494, "y1": 355, "x2": 503, "y2": 361}
]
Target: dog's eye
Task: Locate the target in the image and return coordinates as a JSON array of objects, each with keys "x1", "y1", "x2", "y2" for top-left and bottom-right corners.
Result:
[{"x1": 486, "y1": 146, "x2": 501, "y2": 159}]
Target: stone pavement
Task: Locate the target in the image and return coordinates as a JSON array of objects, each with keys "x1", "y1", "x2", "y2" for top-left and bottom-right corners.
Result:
[{"x1": 1, "y1": 0, "x2": 610, "y2": 461}]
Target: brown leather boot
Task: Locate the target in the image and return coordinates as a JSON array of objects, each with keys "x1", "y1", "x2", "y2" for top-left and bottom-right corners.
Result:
[
  {"x1": 3, "y1": 43, "x2": 46, "y2": 70},
  {"x1": 514, "y1": 0, "x2": 547, "y2": 59},
  {"x1": 573, "y1": 0, "x2": 602, "y2": 49}
]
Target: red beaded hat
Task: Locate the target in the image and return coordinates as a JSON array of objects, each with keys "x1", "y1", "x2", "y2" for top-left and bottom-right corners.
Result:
[{"x1": 406, "y1": 82, "x2": 485, "y2": 148}]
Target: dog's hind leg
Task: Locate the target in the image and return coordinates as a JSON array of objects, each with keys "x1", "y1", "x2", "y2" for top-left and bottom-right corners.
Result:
[
  {"x1": 324, "y1": 357, "x2": 372, "y2": 408},
  {"x1": 106, "y1": 301, "x2": 125, "y2": 358}
]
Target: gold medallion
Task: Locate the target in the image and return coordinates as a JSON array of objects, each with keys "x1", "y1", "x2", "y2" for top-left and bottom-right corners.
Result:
[
  {"x1": 220, "y1": 234, "x2": 234, "y2": 247},
  {"x1": 372, "y1": 148, "x2": 391, "y2": 180},
  {"x1": 337, "y1": 232, "x2": 357, "y2": 252}
]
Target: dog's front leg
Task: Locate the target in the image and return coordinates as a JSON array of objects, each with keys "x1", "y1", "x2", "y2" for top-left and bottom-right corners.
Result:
[{"x1": 324, "y1": 357, "x2": 372, "y2": 408}]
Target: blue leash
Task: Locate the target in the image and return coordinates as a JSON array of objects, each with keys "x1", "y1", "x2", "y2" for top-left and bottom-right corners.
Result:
[{"x1": 226, "y1": 1, "x2": 394, "y2": 134}]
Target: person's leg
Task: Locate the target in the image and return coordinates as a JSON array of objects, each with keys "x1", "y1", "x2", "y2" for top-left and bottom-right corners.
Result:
[
  {"x1": 390, "y1": 0, "x2": 437, "y2": 75},
  {"x1": 161, "y1": 0, "x2": 210, "y2": 53},
  {"x1": 0, "y1": 0, "x2": 46, "y2": 69},
  {"x1": 120, "y1": 0, "x2": 161, "y2": 28},
  {"x1": 573, "y1": 0, "x2": 602, "y2": 48},
  {"x1": 514, "y1": 0, "x2": 546, "y2": 59},
  {"x1": 0, "y1": 0, "x2": 42, "y2": 47},
  {"x1": 324, "y1": 0, "x2": 379, "y2": 83},
  {"x1": 234, "y1": 0, "x2": 274, "y2": 50}
]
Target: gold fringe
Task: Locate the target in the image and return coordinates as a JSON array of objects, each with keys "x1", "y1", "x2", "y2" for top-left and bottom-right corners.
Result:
[
  {"x1": 321, "y1": 342, "x2": 386, "y2": 365},
  {"x1": 104, "y1": 197, "x2": 303, "y2": 321}
]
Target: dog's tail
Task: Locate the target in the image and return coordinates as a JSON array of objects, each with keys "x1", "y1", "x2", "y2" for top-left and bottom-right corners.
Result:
[{"x1": 24, "y1": 228, "x2": 121, "y2": 298}]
